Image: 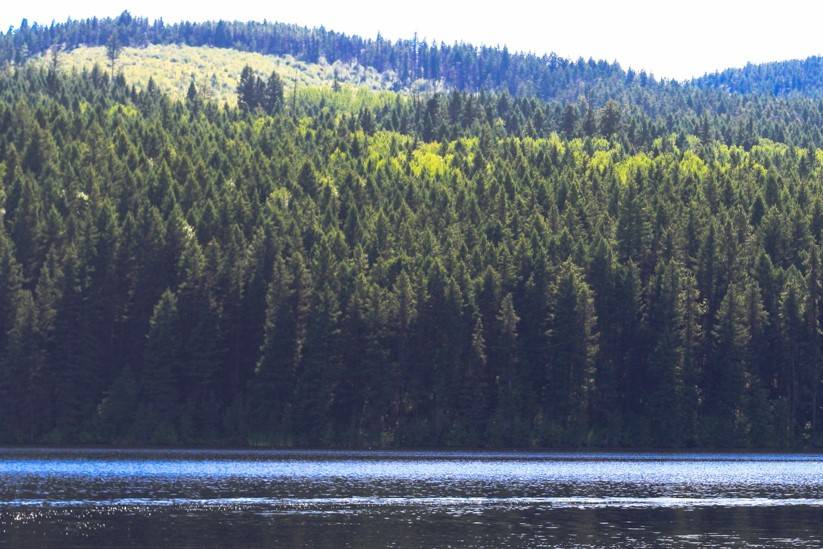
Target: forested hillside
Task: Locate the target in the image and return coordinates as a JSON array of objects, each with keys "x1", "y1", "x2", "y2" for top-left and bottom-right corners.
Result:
[
  {"x1": 9, "y1": 11, "x2": 823, "y2": 104},
  {"x1": 9, "y1": 12, "x2": 823, "y2": 147},
  {"x1": 0, "y1": 11, "x2": 627, "y2": 100},
  {"x1": 5, "y1": 15, "x2": 823, "y2": 449},
  {"x1": 30, "y1": 44, "x2": 408, "y2": 105},
  {"x1": 694, "y1": 57, "x2": 823, "y2": 97},
  {"x1": 1, "y1": 61, "x2": 823, "y2": 449}
]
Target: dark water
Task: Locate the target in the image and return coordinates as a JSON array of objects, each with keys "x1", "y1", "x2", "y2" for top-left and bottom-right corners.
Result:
[{"x1": 2, "y1": 449, "x2": 823, "y2": 547}]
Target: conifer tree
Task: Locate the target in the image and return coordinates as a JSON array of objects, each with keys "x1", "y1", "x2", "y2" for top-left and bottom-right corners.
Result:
[
  {"x1": 546, "y1": 261, "x2": 598, "y2": 444},
  {"x1": 237, "y1": 65, "x2": 262, "y2": 113},
  {"x1": 646, "y1": 262, "x2": 685, "y2": 446},
  {"x1": 136, "y1": 290, "x2": 182, "y2": 444},
  {"x1": 706, "y1": 282, "x2": 751, "y2": 446},
  {"x1": 262, "y1": 71, "x2": 285, "y2": 115},
  {"x1": 492, "y1": 293, "x2": 520, "y2": 444},
  {"x1": 106, "y1": 31, "x2": 122, "y2": 75}
]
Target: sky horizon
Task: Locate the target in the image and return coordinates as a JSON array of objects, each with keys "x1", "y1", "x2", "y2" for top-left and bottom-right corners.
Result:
[{"x1": 3, "y1": 1, "x2": 823, "y2": 81}]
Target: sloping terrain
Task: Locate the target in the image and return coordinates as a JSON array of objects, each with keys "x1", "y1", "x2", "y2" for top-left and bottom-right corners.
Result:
[
  {"x1": 34, "y1": 44, "x2": 430, "y2": 104},
  {"x1": 693, "y1": 56, "x2": 823, "y2": 97}
]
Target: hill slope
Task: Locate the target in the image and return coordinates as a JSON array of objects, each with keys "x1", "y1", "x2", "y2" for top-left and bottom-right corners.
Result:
[
  {"x1": 8, "y1": 12, "x2": 823, "y2": 149},
  {"x1": 2, "y1": 63, "x2": 823, "y2": 449},
  {"x1": 9, "y1": 11, "x2": 823, "y2": 105},
  {"x1": 34, "y1": 44, "x2": 424, "y2": 104},
  {"x1": 6, "y1": 15, "x2": 823, "y2": 451},
  {"x1": 0, "y1": 12, "x2": 637, "y2": 103},
  {"x1": 693, "y1": 57, "x2": 823, "y2": 97}
]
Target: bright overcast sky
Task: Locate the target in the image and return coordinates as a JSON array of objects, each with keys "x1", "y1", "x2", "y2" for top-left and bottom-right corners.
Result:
[{"x1": 3, "y1": 0, "x2": 822, "y2": 80}]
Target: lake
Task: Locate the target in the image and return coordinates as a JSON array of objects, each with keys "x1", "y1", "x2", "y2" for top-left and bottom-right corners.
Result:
[{"x1": 1, "y1": 449, "x2": 823, "y2": 547}]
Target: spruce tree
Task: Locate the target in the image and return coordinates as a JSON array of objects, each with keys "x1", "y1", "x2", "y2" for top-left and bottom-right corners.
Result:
[
  {"x1": 262, "y1": 71, "x2": 285, "y2": 115},
  {"x1": 546, "y1": 261, "x2": 598, "y2": 444},
  {"x1": 706, "y1": 282, "x2": 751, "y2": 446},
  {"x1": 135, "y1": 290, "x2": 182, "y2": 444}
]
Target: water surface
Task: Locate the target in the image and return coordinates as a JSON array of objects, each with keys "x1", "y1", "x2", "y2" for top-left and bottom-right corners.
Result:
[{"x1": 1, "y1": 449, "x2": 822, "y2": 547}]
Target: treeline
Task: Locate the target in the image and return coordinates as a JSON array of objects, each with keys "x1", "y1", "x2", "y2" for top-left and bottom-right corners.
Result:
[
  {"x1": 327, "y1": 89, "x2": 823, "y2": 152},
  {"x1": 9, "y1": 13, "x2": 823, "y2": 150},
  {"x1": 0, "y1": 11, "x2": 635, "y2": 100},
  {"x1": 695, "y1": 57, "x2": 823, "y2": 97},
  {"x1": 3, "y1": 65, "x2": 823, "y2": 449}
]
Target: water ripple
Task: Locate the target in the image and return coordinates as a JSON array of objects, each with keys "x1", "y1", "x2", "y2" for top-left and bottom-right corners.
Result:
[{"x1": 5, "y1": 495, "x2": 823, "y2": 509}]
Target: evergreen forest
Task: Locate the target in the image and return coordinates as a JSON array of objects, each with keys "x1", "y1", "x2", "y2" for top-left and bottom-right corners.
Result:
[{"x1": 3, "y1": 14, "x2": 823, "y2": 449}]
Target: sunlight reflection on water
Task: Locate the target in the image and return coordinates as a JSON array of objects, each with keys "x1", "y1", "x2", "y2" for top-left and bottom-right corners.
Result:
[{"x1": 2, "y1": 449, "x2": 823, "y2": 547}]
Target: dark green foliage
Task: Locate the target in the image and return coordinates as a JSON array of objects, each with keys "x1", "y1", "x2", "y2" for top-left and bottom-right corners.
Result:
[
  {"x1": 135, "y1": 290, "x2": 182, "y2": 444},
  {"x1": 236, "y1": 65, "x2": 262, "y2": 113},
  {"x1": 236, "y1": 66, "x2": 284, "y2": 115},
  {"x1": 3, "y1": 42, "x2": 823, "y2": 450},
  {"x1": 545, "y1": 262, "x2": 598, "y2": 444}
]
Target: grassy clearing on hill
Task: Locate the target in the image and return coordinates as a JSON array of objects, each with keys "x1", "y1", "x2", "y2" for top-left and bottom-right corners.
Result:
[{"x1": 35, "y1": 44, "x2": 417, "y2": 105}]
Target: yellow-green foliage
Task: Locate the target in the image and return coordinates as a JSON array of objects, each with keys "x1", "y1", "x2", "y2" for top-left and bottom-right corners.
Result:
[
  {"x1": 366, "y1": 131, "x2": 412, "y2": 170},
  {"x1": 615, "y1": 152, "x2": 653, "y2": 184},
  {"x1": 366, "y1": 135, "x2": 456, "y2": 178},
  {"x1": 266, "y1": 188, "x2": 291, "y2": 212},
  {"x1": 679, "y1": 150, "x2": 709, "y2": 180},
  {"x1": 295, "y1": 86, "x2": 403, "y2": 114},
  {"x1": 36, "y1": 44, "x2": 403, "y2": 105},
  {"x1": 546, "y1": 133, "x2": 566, "y2": 158},
  {"x1": 107, "y1": 104, "x2": 140, "y2": 119},
  {"x1": 589, "y1": 149, "x2": 614, "y2": 175},
  {"x1": 445, "y1": 137, "x2": 479, "y2": 167},
  {"x1": 411, "y1": 142, "x2": 451, "y2": 177},
  {"x1": 750, "y1": 138, "x2": 790, "y2": 163}
]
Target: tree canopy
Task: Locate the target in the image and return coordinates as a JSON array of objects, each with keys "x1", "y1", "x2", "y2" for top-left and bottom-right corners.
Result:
[{"x1": 2, "y1": 18, "x2": 823, "y2": 449}]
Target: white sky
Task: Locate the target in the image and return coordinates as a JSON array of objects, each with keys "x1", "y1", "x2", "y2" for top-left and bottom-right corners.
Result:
[{"x1": 2, "y1": 0, "x2": 822, "y2": 80}]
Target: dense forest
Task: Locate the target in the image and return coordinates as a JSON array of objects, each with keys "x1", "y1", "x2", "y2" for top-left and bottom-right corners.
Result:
[
  {"x1": 3, "y1": 16, "x2": 823, "y2": 449},
  {"x1": 693, "y1": 57, "x2": 823, "y2": 98},
  {"x1": 8, "y1": 12, "x2": 823, "y2": 103},
  {"x1": 8, "y1": 12, "x2": 823, "y2": 148}
]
